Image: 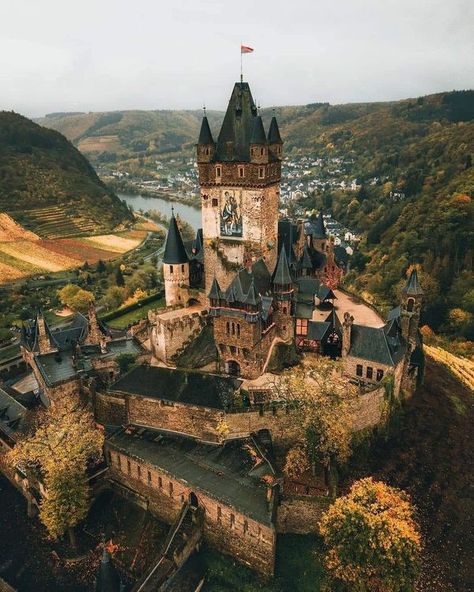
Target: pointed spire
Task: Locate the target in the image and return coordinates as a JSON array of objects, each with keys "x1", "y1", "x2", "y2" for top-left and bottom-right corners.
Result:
[
  {"x1": 273, "y1": 246, "x2": 293, "y2": 286},
  {"x1": 313, "y1": 211, "x2": 327, "y2": 239},
  {"x1": 268, "y1": 113, "x2": 282, "y2": 144},
  {"x1": 198, "y1": 114, "x2": 214, "y2": 145},
  {"x1": 163, "y1": 210, "x2": 189, "y2": 265},
  {"x1": 403, "y1": 268, "x2": 424, "y2": 296},
  {"x1": 250, "y1": 115, "x2": 267, "y2": 144},
  {"x1": 208, "y1": 276, "x2": 222, "y2": 300},
  {"x1": 244, "y1": 279, "x2": 260, "y2": 306},
  {"x1": 300, "y1": 244, "x2": 313, "y2": 270}
]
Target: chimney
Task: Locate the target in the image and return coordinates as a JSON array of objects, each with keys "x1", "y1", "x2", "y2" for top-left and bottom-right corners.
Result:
[{"x1": 342, "y1": 312, "x2": 354, "y2": 357}]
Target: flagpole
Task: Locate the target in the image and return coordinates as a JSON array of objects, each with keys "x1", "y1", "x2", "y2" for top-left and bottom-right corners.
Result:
[{"x1": 240, "y1": 42, "x2": 243, "y2": 83}]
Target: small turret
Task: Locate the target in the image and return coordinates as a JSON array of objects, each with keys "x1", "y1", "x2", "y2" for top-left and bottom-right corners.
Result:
[
  {"x1": 163, "y1": 209, "x2": 190, "y2": 307},
  {"x1": 197, "y1": 110, "x2": 215, "y2": 163},
  {"x1": 400, "y1": 268, "x2": 424, "y2": 347},
  {"x1": 250, "y1": 115, "x2": 268, "y2": 164},
  {"x1": 273, "y1": 246, "x2": 293, "y2": 322},
  {"x1": 268, "y1": 112, "x2": 283, "y2": 160}
]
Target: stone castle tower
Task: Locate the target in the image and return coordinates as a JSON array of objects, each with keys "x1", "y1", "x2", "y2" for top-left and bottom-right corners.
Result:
[
  {"x1": 400, "y1": 268, "x2": 424, "y2": 349},
  {"x1": 162, "y1": 210, "x2": 190, "y2": 307},
  {"x1": 197, "y1": 82, "x2": 283, "y2": 293}
]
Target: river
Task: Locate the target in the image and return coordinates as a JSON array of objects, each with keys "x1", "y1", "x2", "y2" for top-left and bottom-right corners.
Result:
[{"x1": 119, "y1": 193, "x2": 201, "y2": 229}]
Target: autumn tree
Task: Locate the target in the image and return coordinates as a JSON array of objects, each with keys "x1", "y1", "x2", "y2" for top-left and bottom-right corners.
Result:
[
  {"x1": 58, "y1": 283, "x2": 95, "y2": 313},
  {"x1": 278, "y1": 356, "x2": 357, "y2": 493},
  {"x1": 319, "y1": 478, "x2": 421, "y2": 591},
  {"x1": 8, "y1": 398, "x2": 104, "y2": 547}
]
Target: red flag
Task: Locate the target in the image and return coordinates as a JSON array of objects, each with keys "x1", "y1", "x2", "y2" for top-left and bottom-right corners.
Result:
[{"x1": 241, "y1": 45, "x2": 254, "y2": 54}]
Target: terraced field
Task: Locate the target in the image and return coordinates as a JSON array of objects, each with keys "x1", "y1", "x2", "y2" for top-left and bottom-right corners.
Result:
[{"x1": 424, "y1": 344, "x2": 474, "y2": 391}]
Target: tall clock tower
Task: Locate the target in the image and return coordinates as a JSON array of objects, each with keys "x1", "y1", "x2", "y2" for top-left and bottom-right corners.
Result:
[{"x1": 197, "y1": 81, "x2": 283, "y2": 292}]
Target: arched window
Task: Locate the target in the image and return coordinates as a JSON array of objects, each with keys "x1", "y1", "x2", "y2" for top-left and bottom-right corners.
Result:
[{"x1": 407, "y1": 298, "x2": 415, "y2": 312}]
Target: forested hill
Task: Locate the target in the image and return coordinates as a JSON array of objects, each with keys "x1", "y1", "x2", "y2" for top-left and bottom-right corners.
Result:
[
  {"x1": 0, "y1": 112, "x2": 132, "y2": 237},
  {"x1": 36, "y1": 91, "x2": 473, "y2": 337}
]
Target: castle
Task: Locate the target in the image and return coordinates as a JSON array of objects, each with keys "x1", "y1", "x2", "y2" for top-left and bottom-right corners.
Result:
[{"x1": 0, "y1": 79, "x2": 424, "y2": 586}]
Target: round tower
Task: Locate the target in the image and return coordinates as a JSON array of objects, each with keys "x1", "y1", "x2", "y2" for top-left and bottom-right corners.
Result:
[{"x1": 162, "y1": 209, "x2": 190, "y2": 307}]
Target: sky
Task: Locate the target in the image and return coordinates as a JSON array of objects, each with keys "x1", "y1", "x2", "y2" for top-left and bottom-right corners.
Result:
[{"x1": 1, "y1": 0, "x2": 473, "y2": 117}]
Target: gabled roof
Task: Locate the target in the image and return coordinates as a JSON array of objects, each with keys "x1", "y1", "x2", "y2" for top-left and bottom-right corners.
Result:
[
  {"x1": 296, "y1": 277, "x2": 320, "y2": 296},
  {"x1": 250, "y1": 115, "x2": 267, "y2": 144},
  {"x1": 244, "y1": 280, "x2": 260, "y2": 306},
  {"x1": 278, "y1": 219, "x2": 299, "y2": 263},
  {"x1": 273, "y1": 246, "x2": 292, "y2": 285},
  {"x1": 163, "y1": 213, "x2": 189, "y2": 265},
  {"x1": 216, "y1": 82, "x2": 258, "y2": 162},
  {"x1": 318, "y1": 285, "x2": 336, "y2": 302},
  {"x1": 198, "y1": 116, "x2": 214, "y2": 145},
  {"x1": 349, "y1": 324, "x2": 406, "y2": 367},
  {"x1": 268, "y1": 116, "x2": 282, "y2": 144},
  {"x1": 403, "y1": 269, "x2": 424, "y2": 296},
  {"x1": 299, "y1": 244, "x2": 313, "y2": 270},
  {"x1": 307, "y1": 321, "x2": 331, "y2": 341}
]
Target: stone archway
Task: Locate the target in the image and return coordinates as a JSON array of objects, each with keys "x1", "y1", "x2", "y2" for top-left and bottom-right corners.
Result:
[
  {"x1": 189, "y1": 491, "x2": 199, "y2": 508},
  {"x1": 225, "y1": 360, "x2": 240, "y2": 377}
]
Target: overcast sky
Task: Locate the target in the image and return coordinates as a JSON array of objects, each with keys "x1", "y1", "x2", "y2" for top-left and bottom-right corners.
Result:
[{"x1": 1, "y1": 0, "x2": 473, "y2": 117}]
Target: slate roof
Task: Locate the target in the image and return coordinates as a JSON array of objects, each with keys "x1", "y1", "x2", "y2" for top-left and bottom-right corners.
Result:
[
  {"x1": 250, "y1": 115, "x2": 267, "y2": 144},
  {"x1": 215, "y1": 82, "x2": 258, "y2": 162},
  {"x1": 308, "y1": 212, "x2": 327, "y2": 239},
  {"x1": 307, "y1": 321, "x2": 331, "y2": 341},
  {"x1": 107, "y1": 428, "x2": 274, "y2": 525},
  {"x1": 197, "y1": 116, "x2": 214, "y2": 145},
  {"x1": 268, "y1": 116, "x2": 283, "y2": 144},
  {"x1": 296, "y1": 277, "x2": 320, "y2": 295},
  {"x1": 0, "y1": 387, "x2": 28, "y2": 442},
  {"x1": 349, "y1": 324, "x2": 406, "y2": 366},
  {"x1": 277, "y1": 219, "x2": 299, "y2": 264},
  {"x1": 272, "y1": 246, "x2": 292, "y2": 285},
  {"x1": 387, "y1": 306, "x2": 401, "y2": 321},
  {"x1": 163, "y1": 213, "x2": 189, "y2": 265},
  {"x1": 110, "y1": 365, "x2": 242, "y2": 410},
  {"x1": 403, "y1": 269, "x2": 424, "y2": 296},
  {"x1": 208, "y1": 276, "x2": 223, "y2": 300}
]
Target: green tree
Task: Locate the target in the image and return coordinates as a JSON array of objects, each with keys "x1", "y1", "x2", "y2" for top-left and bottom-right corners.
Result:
[
  {"x1": 319, "y1": 478, "x2": 421, "y2": 592},
  {"x1": 58, "y1": 284, "x2": 95, "y2": 313},
  {"x1": 115, "y1": 352, "x2": 137, "y2": 374},
  {"x1": 115, "y1": 267, "x2": 125, "y2": 287}
]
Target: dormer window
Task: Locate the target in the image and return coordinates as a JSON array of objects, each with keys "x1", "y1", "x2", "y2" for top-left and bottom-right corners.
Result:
[{"x1": 258, "y1": 166, "x2": 265, "y2": 179}]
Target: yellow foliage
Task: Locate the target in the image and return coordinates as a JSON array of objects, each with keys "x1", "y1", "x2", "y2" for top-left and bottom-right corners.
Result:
[
  {"x1": 121, "y1": 288, "x2": 147, "y2": 308},
  {"x1": 319, "y1": 477, "x2": 421, "y2": 590}
]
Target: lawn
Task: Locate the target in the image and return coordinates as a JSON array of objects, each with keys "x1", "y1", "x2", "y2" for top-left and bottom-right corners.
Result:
[
  {"x1": 104, "y1": 297, "x2": 165, "y2": 329},
  {"x1": 0, "y1": 342, "x2": 20, "y2": 362}
]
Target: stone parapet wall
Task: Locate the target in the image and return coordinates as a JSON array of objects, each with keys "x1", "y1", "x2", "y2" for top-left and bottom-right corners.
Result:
[
  {"x1": 276, "y1": 497, "x2": 330, "y2": 534},
  {"x1": 106, "y1": 449, "x2": 275, "y2": 576},
  {"x1": 95, "y1": 392, "x2": 126, "y2": 425},
  {"x1": 150, "y1": 309, "x2": 206, "y2": 364}
]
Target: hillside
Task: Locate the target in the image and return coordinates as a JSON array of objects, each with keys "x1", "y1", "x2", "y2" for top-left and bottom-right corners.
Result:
[
  {"x1": 36, "y1": 92, "x2": 474, "y2": 338},
  {"x1": 0, "y1": 111, "x2": 132, "y2": 238}
]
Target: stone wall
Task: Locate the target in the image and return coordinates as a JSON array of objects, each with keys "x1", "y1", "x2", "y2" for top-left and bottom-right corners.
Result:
[
  {"x1": 201, "y1": 185, "x2": 279, "y2": 292},
  {"x1": 352, "y1": 386, "x2": 386, "y2": 432},
  {"x1": 94, "y1": 391, "x2": 126, "y2": 425},
  {"x1": 106, "y1": 448, "x2": 276, "y2": 576},
  {"x1": 126, "y1": 396, "x2": 225, "y2": 442},
  {"x1": 163, "y1": 262, "x2": 190, "y2": 307},
  {"x1": 150, "y1": 309, "x2": 206, "y2": 364},
  {"x1": 276, "y1": 496, "x2": 330, "y2": 534}
]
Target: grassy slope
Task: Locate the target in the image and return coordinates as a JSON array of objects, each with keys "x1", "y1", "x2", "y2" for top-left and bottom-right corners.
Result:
[{"x1": 0, "y1": 111, "x2": 132, "y2": 235}]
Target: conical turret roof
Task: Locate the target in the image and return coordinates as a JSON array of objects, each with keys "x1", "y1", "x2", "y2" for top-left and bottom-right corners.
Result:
[
  {"x1": 208, "y1": 276, "x2": 222, "y2": 300},
  {"x1": 268, "y1": 115, "x2": 282, "y2": 144},
  {"x1": 163, "y1": 212, "x2": 189, "y2": 265},
  {"x1": 198, "y1": 116, "x2": 214, "y2": 145},
  {"x1": 250, "y1": 115, "x2": 267, "y2": 144},
  {"x1": 403, "y1": 268, "x2": 424, "y2": 296},
  {"x1": 273, "y1": 246, "x2": 292, "y2": 285}
]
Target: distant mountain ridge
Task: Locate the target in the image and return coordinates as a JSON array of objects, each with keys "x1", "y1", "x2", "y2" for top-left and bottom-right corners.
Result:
[{"x1": 0, "y1": 111, "x2": 132, "y2": 238}]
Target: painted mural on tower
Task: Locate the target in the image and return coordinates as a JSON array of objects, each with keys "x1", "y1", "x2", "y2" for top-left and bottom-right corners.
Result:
[{"x1": 220, "y1": 189, "x2": 242, "y2": 237}]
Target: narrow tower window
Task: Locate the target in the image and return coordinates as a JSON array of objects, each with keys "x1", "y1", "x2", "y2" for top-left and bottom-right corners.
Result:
[
  {"x1": 258, "y1": 166, "x2": 265, "y2": 179},
  {"x1": 238, "y1": 165, "x2": 245, "y2": 178}
]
